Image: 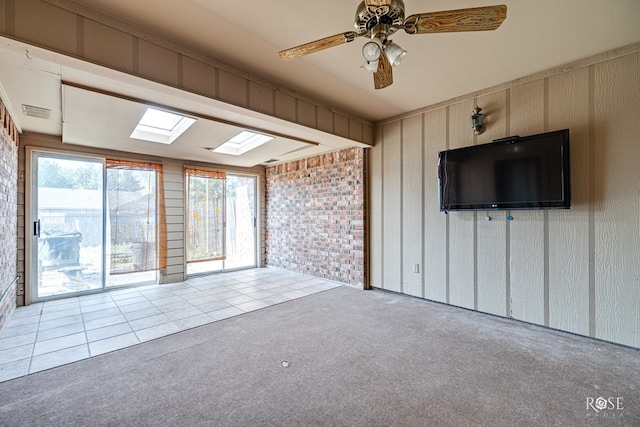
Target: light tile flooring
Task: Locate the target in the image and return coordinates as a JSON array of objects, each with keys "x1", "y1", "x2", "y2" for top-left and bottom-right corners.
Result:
[{"x1": 0, "y1": 268, "x2": 342, "y2": 383}]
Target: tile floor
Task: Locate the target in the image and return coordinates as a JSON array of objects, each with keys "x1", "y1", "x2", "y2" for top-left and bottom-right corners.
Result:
[{"x1": 0, "y1": 268, "x2": 342, "y2": 383}]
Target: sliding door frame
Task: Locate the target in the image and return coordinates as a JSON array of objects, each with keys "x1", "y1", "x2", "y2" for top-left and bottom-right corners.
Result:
[
  {"x1": 184, "y1": 167, "x2": 260, "y2": 277},
  {"x1": 25, "y1": 147, "x2": 107, "y2": 304},
  {"x1": 25, "y1": 147, "x2": 162, "y2": 304}
]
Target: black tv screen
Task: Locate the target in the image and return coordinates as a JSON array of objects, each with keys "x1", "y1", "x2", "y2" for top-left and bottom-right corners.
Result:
[{"x1": 438, "y1": 129, "x2": 571, "y2": 211}]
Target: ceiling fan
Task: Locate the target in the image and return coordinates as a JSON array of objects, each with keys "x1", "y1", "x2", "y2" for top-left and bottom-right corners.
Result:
[{"x1": 278, "y1": 1, "x2": 507, "y2": 89}]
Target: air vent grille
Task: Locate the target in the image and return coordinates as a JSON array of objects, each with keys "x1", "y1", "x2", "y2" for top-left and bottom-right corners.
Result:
[{"x1": 22, "y1": 104, "x2": 51, "y2": 119}]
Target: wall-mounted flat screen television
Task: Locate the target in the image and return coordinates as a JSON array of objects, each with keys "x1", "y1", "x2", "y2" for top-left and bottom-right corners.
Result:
[{"x1": 438, "y1": 129, "x2": 571, "y2": 212}]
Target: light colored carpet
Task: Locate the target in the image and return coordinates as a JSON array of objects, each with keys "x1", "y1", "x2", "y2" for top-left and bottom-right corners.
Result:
[{"x1": 0, "y1": 286, "x2": 638, "y2": 426}]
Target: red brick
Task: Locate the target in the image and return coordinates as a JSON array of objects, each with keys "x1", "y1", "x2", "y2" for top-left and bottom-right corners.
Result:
[{"x1": 265, "y1": 148, "x2": 365, "y2": 286}]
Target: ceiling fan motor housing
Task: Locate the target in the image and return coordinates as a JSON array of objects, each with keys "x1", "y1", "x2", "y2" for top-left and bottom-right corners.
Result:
[{"x1": 355, "y1": 0, "x2": 405, "y2": 37}]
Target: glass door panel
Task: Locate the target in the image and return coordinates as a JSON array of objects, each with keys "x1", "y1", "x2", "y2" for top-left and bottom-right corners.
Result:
[
  {"x1": 224, "y1": 175, "x2": 256, "y2": 269},
  {"x1": 106, "y1": 165, "x2": 159, "y2": 288},
  {"x1": 185, "y1": 168, "x2": 226, "y2": 276},
  {"x1": 186, "y1": 173, "x2": 256, "y2": 276},
  {"x1": 33, "y1": 153, "x2": 104, "y2": 299}
]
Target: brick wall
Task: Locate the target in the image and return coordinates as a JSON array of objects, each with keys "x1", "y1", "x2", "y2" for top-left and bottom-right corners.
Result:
[
  {"x1": 265, "y1": 148, "x2": 365, "y2": 286},
  {"x1": 0, "y1": 100, "x2": 19, "y2": 330}
]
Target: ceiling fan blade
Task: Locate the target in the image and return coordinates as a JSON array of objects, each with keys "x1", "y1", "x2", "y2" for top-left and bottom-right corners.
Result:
[
  {"x1": 373, "y1": 53, "x2": 393, "y2": 90},
  {"x1": 278, "y1": 31, "x2": 359, "y2": 60},
  {"x1": 404, "y1": 5, "x2": 507, "y2": 34}
]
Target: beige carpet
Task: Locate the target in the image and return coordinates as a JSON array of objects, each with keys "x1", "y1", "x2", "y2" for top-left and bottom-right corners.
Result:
[{"x1": 0, "y1": 286, "x2": 638, "y2": 426}]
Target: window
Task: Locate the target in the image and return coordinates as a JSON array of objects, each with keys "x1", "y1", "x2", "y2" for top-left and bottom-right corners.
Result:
[
  {"x1": 130, "y1": 107, "x2": 196, "y2": 144},
  {"x1": 211, "y1": 130, "x2": 273, "y2": 155}
]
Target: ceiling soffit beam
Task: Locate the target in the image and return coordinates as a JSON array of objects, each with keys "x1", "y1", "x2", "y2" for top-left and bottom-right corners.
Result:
[
  {"x1": 61, "y1": 81, "x2": 320, "y2": 148},
  {"x1": 31, "y1": 1, "x2": 373, "y2": 134}
]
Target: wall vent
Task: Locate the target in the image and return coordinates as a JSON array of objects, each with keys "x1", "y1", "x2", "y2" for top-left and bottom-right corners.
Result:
[
  {"x1": 22, "y1": 104, "x2": 51, "y2": 119},
  {"x1": 263, "y1": 159, "x2": 279, "y2": 164}
]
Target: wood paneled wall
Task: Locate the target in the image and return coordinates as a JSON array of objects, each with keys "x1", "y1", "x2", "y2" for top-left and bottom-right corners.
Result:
[
  {"x1": 0, "y1": 0, "x2": 373, "y2": 145},
  {"x1": 369, "y1": 51, "x2": 640, "y2": 349}
]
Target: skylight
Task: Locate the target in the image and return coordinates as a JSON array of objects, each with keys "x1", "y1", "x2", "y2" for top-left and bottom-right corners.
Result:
[
  {"x1": 212, "y1": 130, "x2": 274, "y2": 156},
  {"x1": 130, "y1": 107, "x2": 196, "y2": 144}
]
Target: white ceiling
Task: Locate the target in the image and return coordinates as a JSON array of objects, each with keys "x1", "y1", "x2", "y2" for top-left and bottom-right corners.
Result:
[{"x1": 1, "y1": 0, "x2": 640, "y2": 166}]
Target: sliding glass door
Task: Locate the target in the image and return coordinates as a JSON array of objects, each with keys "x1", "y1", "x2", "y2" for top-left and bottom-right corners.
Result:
[
  {"x1": 185, "y1": 171, "x2": 257, "y2": 276},
  {"x1": 32, "y1": 152, "x2": 105, "y2": 299},
  {"x1": 30, "y1": 151, "x2": 163, "y2": 302}
]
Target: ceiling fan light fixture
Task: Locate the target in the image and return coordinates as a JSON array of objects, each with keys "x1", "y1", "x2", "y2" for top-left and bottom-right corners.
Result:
[
  {"x1": 362, "y1": 38, "x2": 383, "y2": 62},
  {"x1": 384, "y1": 41, "x2": 407, "y2": 66}
]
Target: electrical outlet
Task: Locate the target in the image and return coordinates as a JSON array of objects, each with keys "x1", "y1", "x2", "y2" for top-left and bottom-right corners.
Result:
[{"x1": 413, "y1": 264, "x2": 419, "y2": 274}]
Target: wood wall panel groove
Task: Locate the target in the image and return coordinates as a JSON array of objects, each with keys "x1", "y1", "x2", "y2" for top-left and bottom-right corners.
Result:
[
  {"x1": 368, "y1": 128, "x2": 383, "y2": 289},
  {"x1": 593, "y1": 53, "x2": 640, "y2": 347},
  {"x1": 475, "y1": 92, "x2": 508, "y2": 316},
  {"x1": 447, "y1": 101, "x2": 475, "y2": 309},
  {"x1": 297, "y1": 100, "x2": 316, "y2": 129},
  {"x1": 382, "y1": 121, "x2": 402, "y2": 292},
  {"x1": 423, "y1": 108, "x2": 447, "y2": 303},
  {"x1": 137, "y1": 39, "x2": 179, "y2": 87},
  {"x1": 401, "y1": 115, "x2": 423, "y2": 297},
  {"x1": 508, "y1": 81, "x2": 546, "y2": 326},
  {"x1": 84, "y1": 19, "x2": 135, "y2": 73},
  {"x1": 15, "y1": 0, "x2": 77, "y2": 54},
  {"x1": 548, "y1": 67, "x2": 590, "y2": 336}
]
